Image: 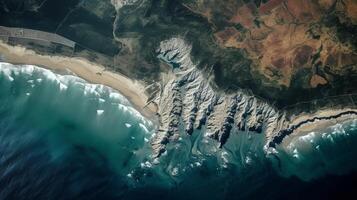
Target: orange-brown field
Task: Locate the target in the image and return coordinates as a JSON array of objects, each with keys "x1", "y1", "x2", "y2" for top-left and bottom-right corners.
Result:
[{"x1": 185, "y1": 0, "x2": 357, "y2": 88}]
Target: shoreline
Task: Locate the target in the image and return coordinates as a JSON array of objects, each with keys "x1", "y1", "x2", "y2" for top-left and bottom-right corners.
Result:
[
  {"x1": 0, "y1": 41, "x2": 158, "y2": 119},
  {"x1": 268, "y1": 109, "x2": 357, "y2": 148}
]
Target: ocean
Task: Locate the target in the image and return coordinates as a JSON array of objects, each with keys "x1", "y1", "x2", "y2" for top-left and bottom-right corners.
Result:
[{"x1": 0, "y1": 62, "x2": 356, "y2": 200}]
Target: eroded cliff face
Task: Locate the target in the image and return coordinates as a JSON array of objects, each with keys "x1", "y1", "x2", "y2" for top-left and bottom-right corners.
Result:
[
  {"x1": 152, "y1": 38, "x2": 274, "y2": 156},
  {"x1": 150, "y1": 37, "x2": 357, "y2": 160},
  {"x1": 2, "y1": 0, "x2": 355, "y2": 108},
  {"x1": 111, "y1": 0, "x2": 140, "y2": 10},
  {"x1": 1, "y1": 0, "x2": 356, "y2": 167}
]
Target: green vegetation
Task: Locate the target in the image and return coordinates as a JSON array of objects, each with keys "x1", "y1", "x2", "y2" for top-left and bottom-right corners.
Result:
[{"x1": 0, "y1": 0, "x2": 356, "y2": 109}]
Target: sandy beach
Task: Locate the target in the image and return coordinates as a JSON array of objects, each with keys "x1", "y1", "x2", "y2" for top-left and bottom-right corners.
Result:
[
  {"x1": 277, "y1": 109, "x2": 357, "y2": 145},
  {"x1": 289, "y1": 109, "x2": 357, "y2": 129},
  {"x1": 0, "y1": 41, "x2": 158, "y2": 119},
  {"x1": 293, "y1": 114, "x2": 355, "y2": 134}
]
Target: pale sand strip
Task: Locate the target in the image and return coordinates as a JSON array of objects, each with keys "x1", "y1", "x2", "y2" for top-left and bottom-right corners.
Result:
[
  {"x1": 289, "y1": 109, "x2": 357, "y2": 129},
  {"x1": 280, "y1": 109, "x2": 357, "y2": 144},
  {"x1": 0, "y1": 41, "x2": 158, "y2": 118}
]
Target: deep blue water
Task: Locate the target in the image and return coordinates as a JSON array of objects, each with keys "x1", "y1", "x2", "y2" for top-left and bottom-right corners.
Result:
[{"x1": 0, "y1": 62, "x2": 356, "y2": 200}]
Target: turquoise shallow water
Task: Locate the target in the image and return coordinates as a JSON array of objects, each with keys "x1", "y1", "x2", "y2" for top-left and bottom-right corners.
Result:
[
  {"x1": 269, "y1": 119, "x2": 357, "y2": 180},
  {"x1": 0, "y1": 62, "x2": 357, "y2": 199},
  {"x1": 0, "y1": 62, "x2": 155, "y2": 173}
]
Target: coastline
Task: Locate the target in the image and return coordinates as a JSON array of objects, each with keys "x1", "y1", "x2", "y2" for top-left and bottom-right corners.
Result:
[
  {"x1": 268, "y1": 109, "x2": 357, "y2": 148},
  {"x1": 0, "y1": 41, "x2": 158, "y2": 119}
]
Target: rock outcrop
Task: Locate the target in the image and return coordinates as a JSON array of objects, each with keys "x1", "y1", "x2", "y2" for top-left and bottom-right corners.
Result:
[
  {"x1": 151, "y1": 37, "x2": 357, "y2": 158},
  {"x1": 111, "y1": 0, "x2": 140, "y2": 10},
  {"x1": 151, "y1": 38, "x2": 282, "y2": 157}
]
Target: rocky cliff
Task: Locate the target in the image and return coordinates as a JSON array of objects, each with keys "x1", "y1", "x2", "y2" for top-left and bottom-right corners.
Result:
[{"x1": 151, "y1": 37, "x2": 357, "y2": 158}]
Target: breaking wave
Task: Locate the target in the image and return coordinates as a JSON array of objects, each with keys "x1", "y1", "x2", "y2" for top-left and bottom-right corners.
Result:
[
  {"x1": 268, "y1": 119, "x2": 357, "y2": 180},
  {"x1": 0, "y1": 62, "x2": 154, "y2": 174},
  {"x1": 0, "y1": 62, "x2": 356, "y2": 199}
]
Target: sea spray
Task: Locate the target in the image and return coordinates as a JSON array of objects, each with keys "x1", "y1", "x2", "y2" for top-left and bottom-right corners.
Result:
[
  {"x1": 1, "y1": 62, "x2": 357, "y2": 199},
  {"x1": 0, "y1": 62, "x2": 270, "y2": 192},
  {"x1": 268, "y1": 119, "x2": 357, "y2": 180},
  {"x1": 0, "y1": 62, "x2": 154, "y2": 175}
]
